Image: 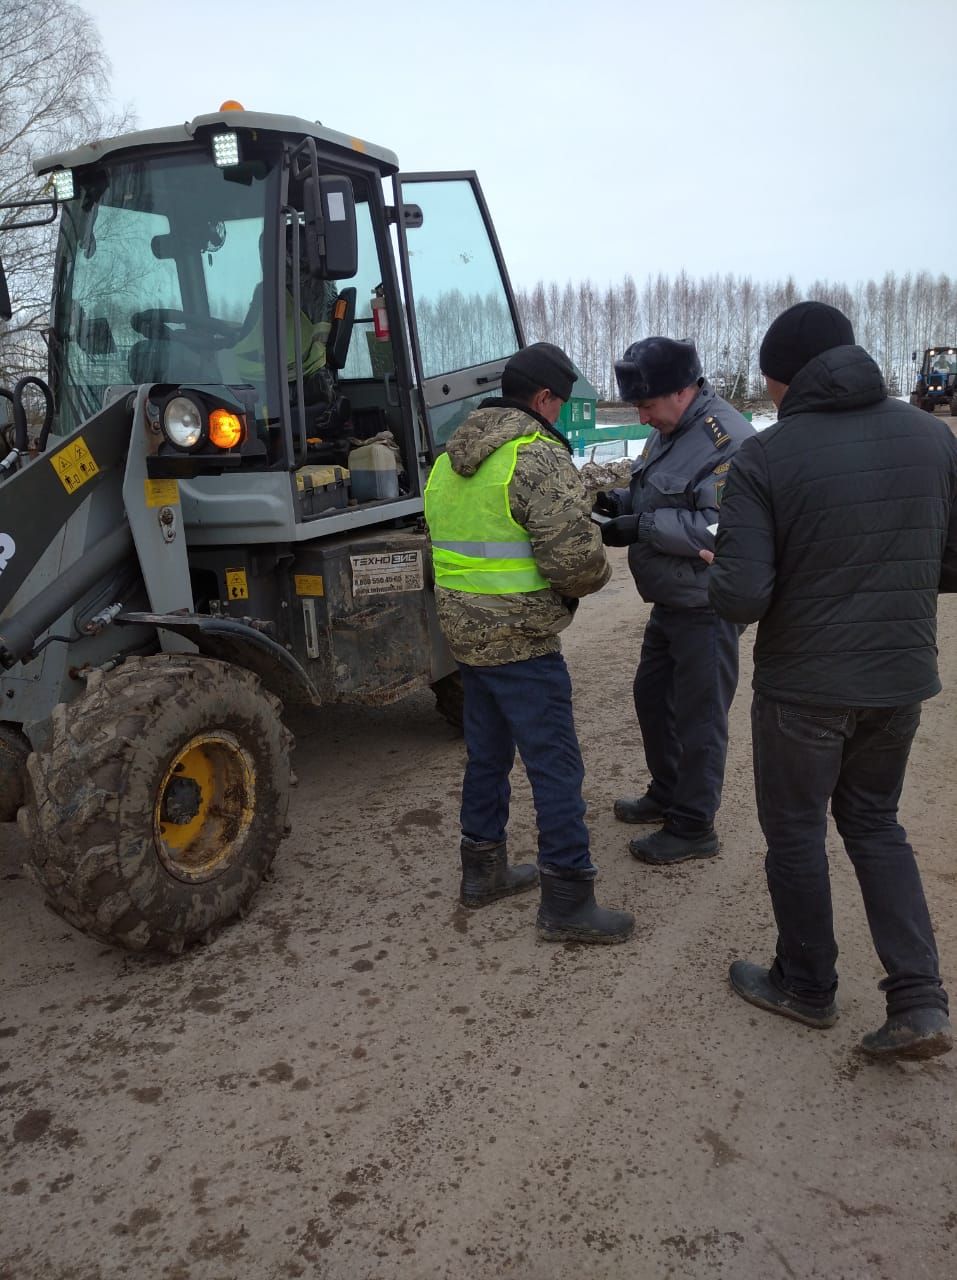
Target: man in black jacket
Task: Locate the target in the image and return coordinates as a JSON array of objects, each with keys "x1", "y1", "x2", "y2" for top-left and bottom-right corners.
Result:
[{"x1": 709, "y1": 301, "x2": 957, "y2": 1061}]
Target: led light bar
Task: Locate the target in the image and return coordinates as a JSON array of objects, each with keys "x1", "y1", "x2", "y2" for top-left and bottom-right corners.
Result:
[
  {"x1": 52, "y1": 170, "x2": 75, "y2": 201},
  {"x1": 211, "y1": 131, "x2": 240, "y2": 167}
]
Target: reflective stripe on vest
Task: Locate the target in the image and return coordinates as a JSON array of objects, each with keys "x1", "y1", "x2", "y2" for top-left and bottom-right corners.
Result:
[{"x1": 424, "y1": 431, "x2": 561, "y2": 595}]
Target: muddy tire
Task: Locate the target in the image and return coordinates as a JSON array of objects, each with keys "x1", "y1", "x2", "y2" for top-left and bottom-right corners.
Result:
[
  {"x1": 0, "y1": 724, "x2": 30, "y2": 822},
  {"x1": 431, "y1": 671, "x2": 464, "y2": 732},
  {"x1": 21, "y1": 654, "x2": 292, "y2": 953}
]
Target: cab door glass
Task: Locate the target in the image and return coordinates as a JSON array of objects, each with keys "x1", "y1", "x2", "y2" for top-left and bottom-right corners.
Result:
[{"x1": 399, "y1": 177, "x2": 519, "y2": 380}]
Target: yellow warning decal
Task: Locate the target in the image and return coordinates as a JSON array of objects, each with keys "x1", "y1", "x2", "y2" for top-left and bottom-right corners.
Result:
[
  {"x1": 225, "y1": 569, "x2": 249, "y2": 600},
  {"x1": 294, "y1": 574, "x2": 324, "y2": 597},
  {"x1": 144, "y1": 478, "x2": 180, "y2": 508},
  {"x1": 50, "y1": 436, "x2": 99, "y2": 494}
]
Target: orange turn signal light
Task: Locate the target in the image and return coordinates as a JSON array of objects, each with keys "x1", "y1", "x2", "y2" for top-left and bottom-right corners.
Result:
[
  {"x1": 209, "y1": 408, "x2": 245, "y2": 449},
  {"x1": 219, "y1": 99, "x2": 245, "y2": 112}
]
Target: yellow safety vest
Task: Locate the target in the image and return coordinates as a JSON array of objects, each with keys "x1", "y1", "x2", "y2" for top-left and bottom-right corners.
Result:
[
  {"x1": 424, "y1": 432, "x2": 560, "y2": 595},
  {"x1": 231, "y1": 289, "x2": 329, "y2": 383}
]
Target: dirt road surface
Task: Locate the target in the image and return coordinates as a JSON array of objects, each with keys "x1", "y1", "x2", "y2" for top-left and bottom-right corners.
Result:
[{"x1": 2, "y1": 552, "x2": 955, "y2": 1280}]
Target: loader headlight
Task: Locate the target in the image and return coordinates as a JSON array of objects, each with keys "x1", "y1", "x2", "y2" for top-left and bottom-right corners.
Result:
[{"x1": 162, "y1": 395, "x2": 205, "y2": 449}]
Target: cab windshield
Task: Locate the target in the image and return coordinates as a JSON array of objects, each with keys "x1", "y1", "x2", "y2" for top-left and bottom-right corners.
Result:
[{"x1": 50, "y1": 148, "x2": 280, "y2": 435}]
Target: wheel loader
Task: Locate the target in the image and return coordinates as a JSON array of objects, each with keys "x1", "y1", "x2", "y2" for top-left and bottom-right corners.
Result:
[{"x1": 0, "y1": 104, "x2": 524, "y2": 952}]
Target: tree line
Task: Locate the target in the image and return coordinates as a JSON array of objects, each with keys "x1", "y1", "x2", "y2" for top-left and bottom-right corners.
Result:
[
  {"x1": 514, "y1": 273, "x2": 957, "y2": 402},
  {"x1": 3, "y1": 3, "x2": 956, "y2": 411}
]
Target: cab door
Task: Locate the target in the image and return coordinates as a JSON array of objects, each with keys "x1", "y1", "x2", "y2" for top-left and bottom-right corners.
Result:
[{"x1": 394, "y1": 171, "x2": 525, "y2": 453}]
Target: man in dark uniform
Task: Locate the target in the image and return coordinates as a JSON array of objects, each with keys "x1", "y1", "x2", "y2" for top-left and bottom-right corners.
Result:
[{"x1": 597, "y1": 338, "x2": 754, "y2": 864}]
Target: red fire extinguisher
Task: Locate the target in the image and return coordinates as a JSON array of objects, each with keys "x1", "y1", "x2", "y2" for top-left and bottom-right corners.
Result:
[{"x1": 371, "y1": 285, "x2": 390, "y2": 340}]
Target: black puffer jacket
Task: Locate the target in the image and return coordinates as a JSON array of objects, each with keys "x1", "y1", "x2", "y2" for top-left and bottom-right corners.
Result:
[{"x1": 709, "y1": 345, "x2": 957, "y2": 706}]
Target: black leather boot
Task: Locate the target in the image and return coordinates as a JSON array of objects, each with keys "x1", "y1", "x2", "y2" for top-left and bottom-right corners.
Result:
[
  {"x1": 858, "y1": 1007, "x2": 953, "y2": 1061},
  {"x1": 630, "y1": 827, "x2": 719, "y2": 865},
  {"x1": 459, "y1": 837, "x2": 538, "y2": 909},
  {"x1": 729, "y1": 960, "x2": 838, "y2": 1028},
  {"x1": 613, "y1": 794, "x2": 664, "y2": 825},
  {"x1": 536, "y1": 871, "x2": 634, "y2": 944}
]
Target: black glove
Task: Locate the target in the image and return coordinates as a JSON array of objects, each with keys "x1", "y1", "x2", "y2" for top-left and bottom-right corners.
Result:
[
  {"x1": 600, "y1": 515, "x2": 642, "y2": 547},
  {"x1": 592, "y1": 490, "x2": 618, "y2": 517},
  {"x1": 561, "y1": 596, "x2": 580, "y2": 616}
]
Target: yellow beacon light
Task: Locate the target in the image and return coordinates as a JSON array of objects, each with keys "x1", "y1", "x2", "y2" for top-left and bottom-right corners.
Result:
[
  {"x1": 208, "y1": 409, "x2": 245, "y2": 449},
  {"x1": 219, "y1": 100, "x2": 245, "y2": 111}
]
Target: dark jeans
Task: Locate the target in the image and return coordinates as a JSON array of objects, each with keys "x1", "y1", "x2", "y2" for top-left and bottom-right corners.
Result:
[
  {"x1": 633, "y1": 605, "x2": 741, "y2": 834},
  {"x1": 458, "y1": 653, "x2": 594, "y2": 875},
  {"x1": 752, "y1": 692, "x2": 947, "y2": 1016}
]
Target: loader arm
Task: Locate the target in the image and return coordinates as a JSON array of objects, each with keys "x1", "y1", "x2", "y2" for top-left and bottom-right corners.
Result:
[{"x1": 0, "y1": 396, "x2": 133, "y2": 615}]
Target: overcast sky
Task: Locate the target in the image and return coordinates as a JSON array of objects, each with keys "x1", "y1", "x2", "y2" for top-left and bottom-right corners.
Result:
[{"x1": 81, "y1": 0, "x2": 954, "y2": 292}]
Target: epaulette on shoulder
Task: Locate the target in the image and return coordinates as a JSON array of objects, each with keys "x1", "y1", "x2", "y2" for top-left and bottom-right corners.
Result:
[{"x1": 702, "y1": 415, "x2": 732, "y2": 449}]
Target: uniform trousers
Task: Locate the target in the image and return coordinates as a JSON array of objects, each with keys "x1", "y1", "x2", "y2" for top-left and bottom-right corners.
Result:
[{"x1": 633, "y1": 604, "x2": 741, "y2": 834}]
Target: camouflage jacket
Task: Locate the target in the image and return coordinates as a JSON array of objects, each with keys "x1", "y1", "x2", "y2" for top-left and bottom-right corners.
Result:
[{"x1": 430, "y1": 400, "x2": 611, "y2": 666}]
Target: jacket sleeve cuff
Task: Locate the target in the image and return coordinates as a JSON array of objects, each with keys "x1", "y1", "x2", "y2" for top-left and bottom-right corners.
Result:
[{"x1": 638, "y1": 513, "x2": 655, "y2": 543}]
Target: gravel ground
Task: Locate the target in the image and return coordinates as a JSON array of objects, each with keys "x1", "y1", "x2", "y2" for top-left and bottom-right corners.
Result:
[{"x1": 1, "y1": 554, "x2": 955, "y2": 1280}]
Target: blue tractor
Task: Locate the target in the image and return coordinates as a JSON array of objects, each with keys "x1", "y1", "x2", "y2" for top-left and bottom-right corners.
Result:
[{"x1": 910, "y1": 346, "x2": 957, "y2": 415}]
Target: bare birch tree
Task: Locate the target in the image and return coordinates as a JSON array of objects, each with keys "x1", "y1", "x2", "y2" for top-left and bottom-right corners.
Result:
[{"x1": 0, "y1": 0, "x2": 132, "y2": 382}]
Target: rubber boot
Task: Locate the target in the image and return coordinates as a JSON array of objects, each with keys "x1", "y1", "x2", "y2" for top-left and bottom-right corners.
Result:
[
  {"x1": 536, "y1": 871, "x2": 634, "y2": 944},
  {"x1": 459, "y1": 837, "x2": 538, "y2": 909}
]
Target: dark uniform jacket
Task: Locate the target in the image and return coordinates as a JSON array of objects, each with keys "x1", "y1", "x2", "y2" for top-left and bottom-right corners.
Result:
[
  {"x1": 607, "y1": 381, "x2": 754, "y2": 609},
  {"x1": 431, "y1": 399, "x2": 611, "y2": 667},
  {"x1": 708, "y1": 345, "x2": 957, "y2": 707}
]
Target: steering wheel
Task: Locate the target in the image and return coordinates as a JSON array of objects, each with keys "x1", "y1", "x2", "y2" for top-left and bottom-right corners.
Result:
[{"x1": 131, "y1": 308, "x2": 241, "y2": 350}]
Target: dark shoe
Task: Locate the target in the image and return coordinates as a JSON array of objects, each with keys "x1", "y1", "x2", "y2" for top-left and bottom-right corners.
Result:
[
  {"x1": 613, "y1": 794, "x2": 664, "y2": 825},
  {"x1": 858, "y1": 1008, "x2": 953, "y2": 1062},
  {"x1": 729, "y1": 960, "x2": 838, "y2": 1029},
  {"x1": 629, "y1": 827, "x2": 718, "y2": 864},
  {"x1": 459, "y1": 837, "x2": 538, "y2": 909},
  {"x1": 536, "y1": 872, "x2": 634, "y2": 944}
]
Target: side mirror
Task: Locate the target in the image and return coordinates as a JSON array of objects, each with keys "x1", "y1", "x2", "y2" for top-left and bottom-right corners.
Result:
[
  {"x1": 0, "y1": 258, "x2": 11, "y2": 322},
  {"x1": 303, "y1": 173, "x2": 358, "y2": 280}
]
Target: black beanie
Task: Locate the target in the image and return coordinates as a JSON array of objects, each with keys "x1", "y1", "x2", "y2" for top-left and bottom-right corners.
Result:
[
  {"x1": 614, "y1": 337, "x2": 702, "y2": 402},
  {"x1": 759, "y1": 301, "x2": 855, "y2": 385},
  {"x1": 502, "y1": 342, "x2": 577, "y2": 402}
]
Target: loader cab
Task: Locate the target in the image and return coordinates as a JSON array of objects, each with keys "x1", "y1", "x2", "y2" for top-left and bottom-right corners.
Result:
[{"x1": 34, "y1": 111, "x2": 525, "y2": 532}]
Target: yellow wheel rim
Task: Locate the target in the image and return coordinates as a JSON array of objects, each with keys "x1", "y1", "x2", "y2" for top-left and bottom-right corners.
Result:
[{"x1": 154, "y1": 733, "x2": 255, "y2": 882}]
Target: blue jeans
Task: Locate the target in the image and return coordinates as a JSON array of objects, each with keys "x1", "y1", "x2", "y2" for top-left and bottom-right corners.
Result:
[
  {"x1": 458, "y1": 653, "x2": 594, "y2": 875},
  {"x1": 633, "y1": 605, "x2": 741, "y2": 833},
  {"x1": 752, "y1": 692, "x2": 947, "y2": 1016}
]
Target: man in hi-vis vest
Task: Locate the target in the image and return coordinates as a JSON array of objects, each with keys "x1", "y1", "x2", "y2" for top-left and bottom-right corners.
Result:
[{"x1": 424, "y1": 344, "x2": 634, "y2": 945}]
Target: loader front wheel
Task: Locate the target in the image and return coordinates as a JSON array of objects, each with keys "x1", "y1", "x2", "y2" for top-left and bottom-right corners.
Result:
[
  {"x1": 0, "y1": 724, "x2": 30, "y2": 822},
  {"x1": 22, "y1": 655, "x2": 292, "y2": 953}
]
